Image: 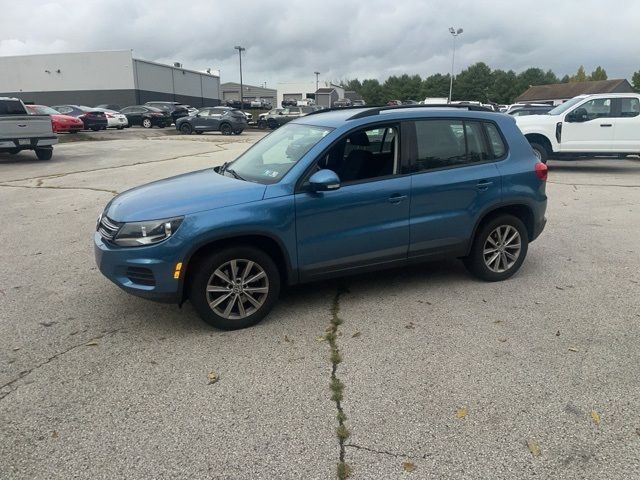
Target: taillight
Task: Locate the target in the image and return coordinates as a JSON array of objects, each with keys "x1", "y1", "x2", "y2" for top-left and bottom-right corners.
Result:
[{"x1": 535, "y1": 162, "x2": 548, "y2": 181}]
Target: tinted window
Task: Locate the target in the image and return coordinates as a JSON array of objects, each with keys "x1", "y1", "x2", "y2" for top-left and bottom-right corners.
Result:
[
  {"x1": 210, "y1": 108, "x2": 226, "y2": 115},
  {"x1": 55, "y1": 106, "x2": 73, "y2": 114},
  {"x1": 0, "y1": 100, "x2": 27, "y2": 114},
  {"x1": 484, "y1": 123, "x2": 506, "y2": 158},
  {"x1": 619, "y1": 98, "x2": 639, "y2": 118},
  {"x1": 414, "y1": 120, "x2": 466, "y2": 170},
  {"x1": 465, "y1": 122, "x2": 491, "y2": 162}
]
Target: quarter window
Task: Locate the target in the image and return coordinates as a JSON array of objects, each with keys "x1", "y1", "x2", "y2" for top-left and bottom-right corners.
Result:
[{"x1": 484, "y1": 123, "x2": 506, "y2": 158}]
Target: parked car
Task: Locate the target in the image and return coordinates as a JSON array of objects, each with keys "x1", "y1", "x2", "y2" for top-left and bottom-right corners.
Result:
[
  {"x1": 175, "y1": 107, "x2": 247, "y2": 135},
  {"x1": 258, "y1": 108, "x2": 284, "y2": 128},
  {"x1": 506, "y1": 103, "x2": 550, "y2": 114},
  {"x1": 51, "y1": 105, "x2": 108, "y2": 131},
  {"x1": 265, "y1": 106, "x2": 314, "y2": 129},
  {"x1": 144, "y1": 101, "x2": 189, "y2": 123},
  {"x1": 387, "y1": 100, "x2": 402, "y2": 106},
  {"x1": 25, "y1": 104, "x2": 83, "y2": 133},
  {"x1": 95, "y1": 104, "x2": 547, "y2": 330},
  {"x1": 243, "y1": 112, "x2": 253, "y2": 123},
  {"x1": 402, "y1": 100, "x2": 419, "y2": 105},
  {"x1": 93, "y1": 108, "x2": 129, "y2": 129},
  {"x1": 508, "y1": 105, "x2": 553, "y2": 117},
  {"x1": 352, "y1": 100, "x2": 366, "y2": 107},
  {"x1": 183, "y1": 105, "x2": 199, "y2": 116},
  {"x1": 225, "y1": 100, "x2": 252, "y2": 109},
  {"x1": 515, "y1": 93, "x2": 640, "y2": 162},
  {"x1": 120, "y1": 106, "x2": 172, "y2": 128},
  {"x1": 95, "y1": 104, "x2": 122, "y2": 111},
  {"x1": 333, "y1": 99, "x2": 352, "y2": 108},
  {"x1": 281, "y1": 98, "x2": 298, "y2": 107},
  {"x1": 0, "y1": 97, "x2": 57, "y2": 160}
]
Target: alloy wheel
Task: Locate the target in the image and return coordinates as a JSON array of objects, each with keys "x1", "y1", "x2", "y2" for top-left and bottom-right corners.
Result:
[
  {"x1": 206, "y1": 259, "x2": 269, "y2": 320},
  {"x1": 483, "y1": 225, "x2": 522, "y2": 273}
]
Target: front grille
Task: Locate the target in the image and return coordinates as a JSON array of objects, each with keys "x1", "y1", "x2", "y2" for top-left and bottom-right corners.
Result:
[
  {"x1": 126, "y1": 266, "x2": 156, "y2": 286},
  {"x1": 98, "y1": 215, "x2": 122, "y2": 242}
]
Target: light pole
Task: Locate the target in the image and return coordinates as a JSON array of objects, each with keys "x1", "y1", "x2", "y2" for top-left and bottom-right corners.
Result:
[
  {"x1": 448, "y1": 27, "x2": 463, "y2": 103},
  {"x1": 314, "y1": 71, "x2": 320, "y2": 92},
  {"x1": 234, "y1": 45, "x2": 246, "y2": 110}
]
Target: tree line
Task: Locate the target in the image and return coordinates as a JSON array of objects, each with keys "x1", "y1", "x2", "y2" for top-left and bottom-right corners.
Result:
[{"x1": 341, "y1": 64, "x2": 640, "y2": 105}]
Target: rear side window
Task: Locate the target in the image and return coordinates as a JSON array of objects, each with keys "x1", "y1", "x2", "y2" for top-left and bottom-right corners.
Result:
[
  {"x1": 619, "y1": 98, "x2": 639, "y2": 118},
  {"x1": 0, "y1": 100, "x2": 27, "y2": 114},
  {"x1": 484, "y1": 123, "x2": 506, "y2": 158}
]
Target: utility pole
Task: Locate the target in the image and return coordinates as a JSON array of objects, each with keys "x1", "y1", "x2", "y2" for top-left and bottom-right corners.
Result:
[
  {"x1": 448, "y1": 27, "x2": 463, "y2": 103},
  {"x1": 314, "y1": 71, "x2": 320, "y2": 93},
  {"x1": 234, "y1": 46, "x2": 246, "y2": 110}
]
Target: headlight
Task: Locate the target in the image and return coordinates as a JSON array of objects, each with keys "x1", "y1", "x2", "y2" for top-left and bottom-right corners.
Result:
[{"x1": 113, "y1": 217, "x2": 183, "y2": 247}]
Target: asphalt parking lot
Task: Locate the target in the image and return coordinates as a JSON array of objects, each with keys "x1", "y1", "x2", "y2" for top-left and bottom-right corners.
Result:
[{"x1": 1, "y1": 130, "x2": 639, "y2": 479}]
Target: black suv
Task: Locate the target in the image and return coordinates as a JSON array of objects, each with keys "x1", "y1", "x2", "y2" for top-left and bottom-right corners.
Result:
[
  {"x1": 175, "y1": 107, "x2": 247, "y2": 135},
  {"x1": 120, "y1": 106, "x2": 172, "y2": 128},
  {"x1": 144, "y1": 102, "x2": 189, "y2": 124}
]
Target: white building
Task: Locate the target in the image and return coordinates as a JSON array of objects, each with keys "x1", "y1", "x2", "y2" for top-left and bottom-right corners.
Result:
[{"x1": 0, "y1": 50, "x2": 221, "y2": 107}]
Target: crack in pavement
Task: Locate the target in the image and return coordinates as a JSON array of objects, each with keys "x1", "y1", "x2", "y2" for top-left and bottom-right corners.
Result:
[
  {"x1": 0, "y1": 183, "x2": 118, "y2": 195},
  {"x1": 0, "y1": 149, "x2": 224, "y2": 185},
  {"x1": 344, "y1": 443, "x2": 413, "y2": 459},
  {"x1": 327, "y1": 285, "x2": 351, "y2": 479},
  {"x1": 0, "y1": 329, "x2": 121, "y2": 401}
]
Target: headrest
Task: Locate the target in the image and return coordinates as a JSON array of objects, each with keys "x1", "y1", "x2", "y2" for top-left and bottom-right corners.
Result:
[{"x1": 349, "y1": 131, "x2": 370, "y2": 147}]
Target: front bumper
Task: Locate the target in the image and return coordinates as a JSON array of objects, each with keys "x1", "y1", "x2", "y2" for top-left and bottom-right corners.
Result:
[{"x1": 94, "y1": 232, "x2": 181, "y2": 303}]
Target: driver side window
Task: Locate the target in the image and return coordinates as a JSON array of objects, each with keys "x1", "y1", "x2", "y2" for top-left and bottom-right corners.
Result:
[
  {"x1": 574, "y1": 98, "x2": 612, "y2": 120},
  {"x1": 316, "y1": 125, "x2": 399, "y2": 184}
]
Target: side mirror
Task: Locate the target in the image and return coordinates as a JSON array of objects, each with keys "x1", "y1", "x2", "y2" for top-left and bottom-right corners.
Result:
[
  {"x1": 308, "y1": 169, "x2": 341, "y2": 192},
  {"x1": 567, "y1": 107, "x2": 588, "y2": 122}
]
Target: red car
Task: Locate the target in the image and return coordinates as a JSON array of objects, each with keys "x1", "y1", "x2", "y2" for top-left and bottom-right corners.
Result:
[{"x1": 25, "y1": 105, "x2": 84, "y2": 133}]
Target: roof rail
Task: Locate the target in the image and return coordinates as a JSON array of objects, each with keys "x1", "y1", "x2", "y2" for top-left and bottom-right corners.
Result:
[
  {"x1": 348, "y1": 103, "x2": 494, "y2": 120},
  {"x1": 302, "y1": 105, "x2": 370, "y2": 117}
]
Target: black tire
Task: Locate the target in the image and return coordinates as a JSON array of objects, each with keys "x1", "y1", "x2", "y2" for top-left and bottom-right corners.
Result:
[
  {"x1": 142, "y1": 118, "x2": 153, "y2": 129},
  {"x1": 8, "y1": 148, "x2": 20, "y2": 154},
  {"x1": 220, "y1": 123, "x2": 232, "y2": 135},
  {"x1": 91, "y1": 127, "x2": 100, "y2": 132},
  {"x1": 530, "y1": 142, "x2": 549, "y2": 164},
  {"x1": 257, "y1": 120, "x2": 267, "y2": 129},
  {"x1": 180, "y1": 123, "x2": 193, "y2": 135},
  {"x1": 35, "y1": 148, "x2": 53, "y2": 161},
  {"x1": 195, "y1": 130, "x2": 203, "y2": 135},
  {"x1": 464, "y1": 214, "x2": 529, "y2": 282},
  {"x1": 233, "y1": 129, "x2": 243, "y2": 135},
  {"x1": 117, "y1": 126, "x2": 124, "y2": 130},
  {"x1": 189, "y1": 246, "x2": 281, "y2": 330}
]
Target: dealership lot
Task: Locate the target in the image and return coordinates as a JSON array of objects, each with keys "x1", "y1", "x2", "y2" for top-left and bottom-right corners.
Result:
[{"x1": 1, "y1": 133, "x2": 639, "y2": 479}]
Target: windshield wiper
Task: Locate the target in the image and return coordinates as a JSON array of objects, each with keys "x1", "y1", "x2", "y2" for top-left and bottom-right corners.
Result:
[
  {"x1": 219, "y1": 161, "x2": 229, "y2": 174},
  {"x1": 225, "y1": 168, "x2": 245, "y2": 181}
]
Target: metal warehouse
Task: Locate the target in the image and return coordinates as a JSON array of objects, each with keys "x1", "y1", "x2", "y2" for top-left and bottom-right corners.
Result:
[{"x1": 0, "y1": 50, "x2": 221, "y2": 108}]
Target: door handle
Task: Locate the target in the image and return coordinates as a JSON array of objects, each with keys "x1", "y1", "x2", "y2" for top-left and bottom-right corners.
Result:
[
  {"x1": 388, "y1": 194, "x2": 407, "y2": 204},
  {"x1": 477, "y1": 180, "x2": 493, "y2": 191},
  {"x1": 600, "y1": 124, "x2": 612, "y2": 127}
]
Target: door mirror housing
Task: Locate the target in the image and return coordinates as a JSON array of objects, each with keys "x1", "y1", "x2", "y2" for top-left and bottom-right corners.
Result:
[{"x1": 308, "y1": 169, "x2": 341, "y2": 192}]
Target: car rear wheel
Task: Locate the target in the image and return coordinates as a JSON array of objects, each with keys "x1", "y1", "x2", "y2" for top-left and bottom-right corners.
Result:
[
  {"x1": 464, "y1": 214, "x2": 529, "y2": 281},
  {"x1": 189, "y1": 246, "x2": 281, "y2": 330},
  {"x1": 35, "y1": 148, "x2": 53, "y2": 161},
  {"x1": 233, "y1": 129, "x2": 243, "y2": 135},
  {"x1": 530, "y1": 142, "x2": 548, "y2": 164},
  {"x1": 220, "y1": 123, "x2": 232, "y2": 135},
  {"x1": 180, "y1": 123, "x2": 193, "y2": 135},
  {"x1": 142, "y1": 118, "x2": 152, "y2": 129}
]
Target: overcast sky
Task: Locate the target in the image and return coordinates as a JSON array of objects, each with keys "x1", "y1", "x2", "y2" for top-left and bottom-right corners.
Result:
[{"x1": 1, "y1": 0, "x2": 639, "y2": 87}]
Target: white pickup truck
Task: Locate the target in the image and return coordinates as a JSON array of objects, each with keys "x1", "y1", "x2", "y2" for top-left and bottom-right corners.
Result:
[
  {"x1": 0, "y1": 97, "x2": 57, "y2": 160},
  {"x1": 515, "y1": 93, "x2": 640, "y2": 162}
]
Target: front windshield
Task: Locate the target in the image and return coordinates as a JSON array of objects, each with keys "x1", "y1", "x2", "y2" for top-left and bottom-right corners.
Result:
[
  {"x1": 28, "y1": 105, "x2": 60, "y2": 115},
  {"x1": 225, "y1": 123, "x2": 333, "y2": 184},
  {"x1": 548, "y1": 97, "x2": 585, "y2": 115}
]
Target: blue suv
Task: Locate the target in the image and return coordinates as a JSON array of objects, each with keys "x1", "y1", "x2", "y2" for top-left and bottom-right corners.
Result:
[{"x1": 95, "y1": 105, "x2": 547, "y2": 330}]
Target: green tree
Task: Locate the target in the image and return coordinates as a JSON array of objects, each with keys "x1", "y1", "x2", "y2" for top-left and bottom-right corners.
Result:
[
  {"x1": 570, "y1": 65, "x2": 588, "y2": 82},
  {"x1": 589, "y1": 66, "x2": 608, "y2": 81},
  {"x1": 421, "y1": 73, "x2": 451, "y2": 99},
  {"x1": 359, "y1": 78, "x2": 385, "y2": 105},
  {"x1": 488, "y1": 69, "x2": 518, "y2": 104},
  {"x1": 633, "y1": 70, "x2": 640, "y2": 92},
  {"x1": 453, "y1": 62, "x2": 493, "y2": 101},
  {"x1": 561, "y1": 74, "x2": 571, "y2": 83}
]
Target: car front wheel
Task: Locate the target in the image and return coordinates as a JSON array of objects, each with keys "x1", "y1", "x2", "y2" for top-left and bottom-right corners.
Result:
[
  {"x1": 189, "y1": 246, "x2": 281, "y2": 330},
  {"x1": 180, "y1": 123, "x2": 193, "y2": 135},
  {"x1": 464, "y1": 214, "x2": 529, "y2": 281},
  {"x1": 142, "y1": 118, "x2": 152, "y2": 128}
]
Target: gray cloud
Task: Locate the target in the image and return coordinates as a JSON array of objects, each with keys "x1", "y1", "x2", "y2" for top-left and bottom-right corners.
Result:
[{"x1": 1, "y1": 0, "x2": 639, "y2": 87}]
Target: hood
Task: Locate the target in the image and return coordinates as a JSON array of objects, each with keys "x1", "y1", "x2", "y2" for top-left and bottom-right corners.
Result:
[{"x1": 106, "y1": 168, "x2": 266, "y2": 222}]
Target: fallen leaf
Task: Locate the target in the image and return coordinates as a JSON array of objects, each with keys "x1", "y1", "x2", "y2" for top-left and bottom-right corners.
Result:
[
  {"x1": 402, "y1": 462, "x2": 416, "y2": 472},
  {"x1": 351, "y1": 331, "x2": 361, "y2": 338},
  {"x1": 555, "y1": 330, "x2": 561, "y2": 337},
  {"x1": 635, "y1": 427, "x2": 640, "y2": 436},
  {"x1": 455, "y1": 408, "x2": 467, "y2": 419},
  {"x1": 527, "y1": 439, "x2": 541, "y2": 457},
  {"x1": 12, "y1": 347, "x2": 20, "y2": 351},
  {"x1": 498, "y1": 338, "x2": 507, "y2": 343},
  {"x1": 405, "y1": 322, "x2": 415, "y2": 330},
  {"x1": 493, "y1": 320, "x2": 503, "y2": 324},
  {"x1": 284, "y1": 335, "x2": 293, "y2": 343},
  {"x1": 591, "y1": 410, "x2": 601, "y2": 426},
  {"x1": 207, "y1": 371, "x2": 219, "y2": 385},
  {"x1": 51, "y1": 431, "x2": 59, "y2": 439},
  {"x1": 316, "y1": 336, "x2": 326, "y2": 342},
  {"x1": 85, "y1": 341, "x2": 99, "y2": 346},
  {"x1": 568, "y1": 347, "x2": 579, "y2": 352},
  {"x1": 556, "y1": 286, "x2": 564, "y2": 291}
]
